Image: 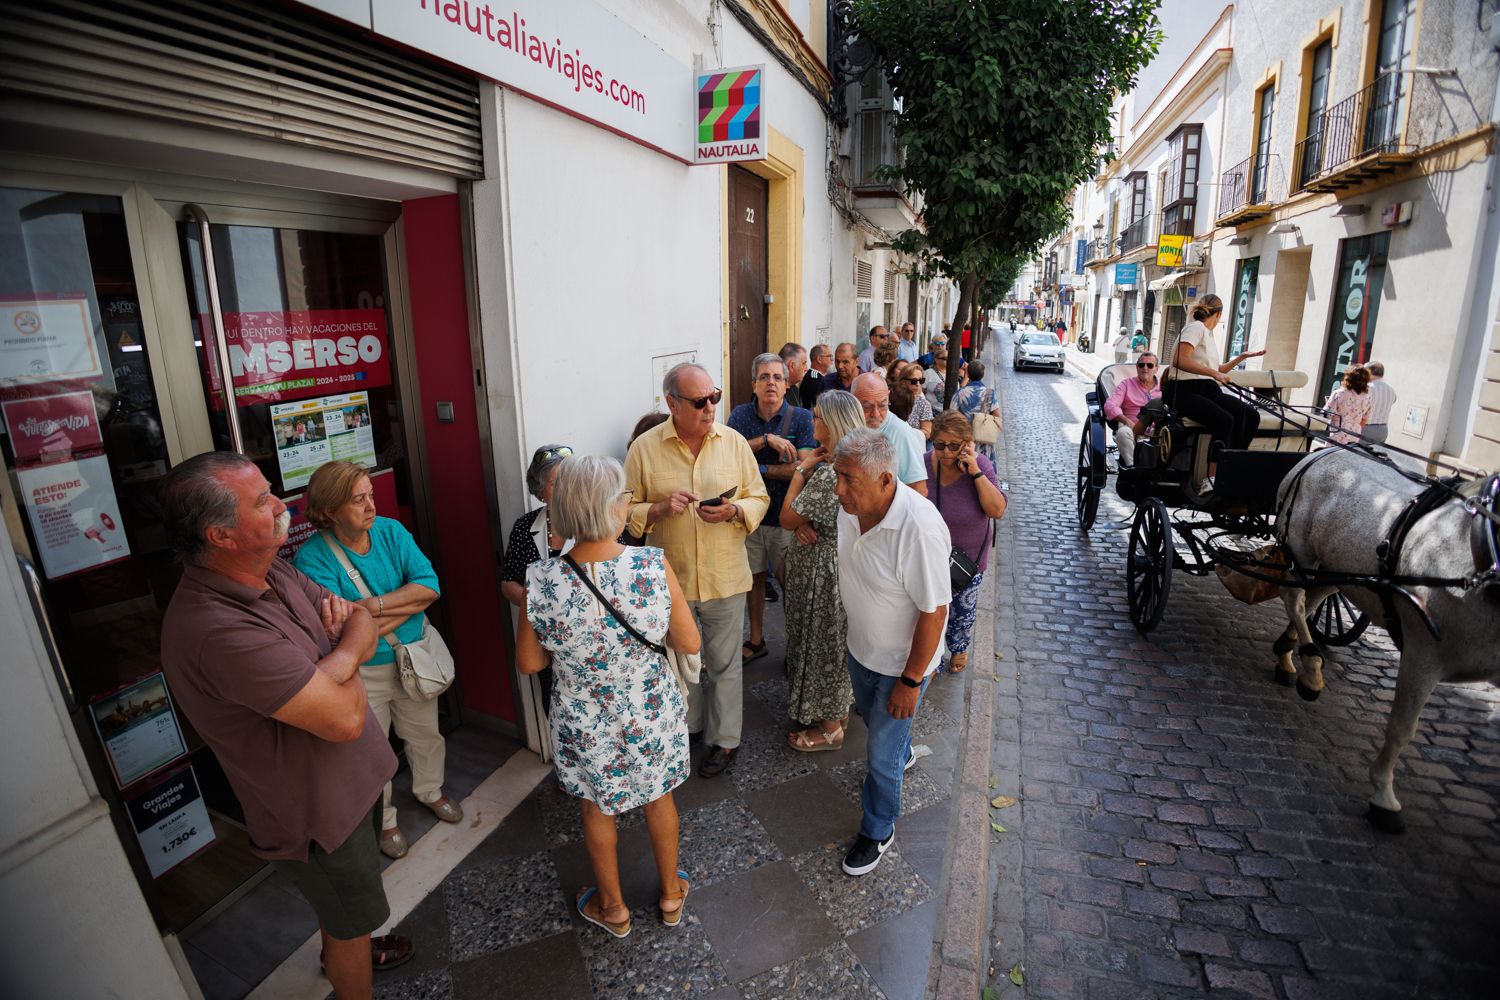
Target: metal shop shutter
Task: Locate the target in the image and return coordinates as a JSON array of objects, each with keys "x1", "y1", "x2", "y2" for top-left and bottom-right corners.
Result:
[{"x1": 0, "y1": 0, "x2": 483, "y2": 179}]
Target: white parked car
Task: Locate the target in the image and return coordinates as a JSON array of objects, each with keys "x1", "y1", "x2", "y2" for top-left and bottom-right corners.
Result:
[{"x1": 1012, "y1": 331, "x2": 1065, "y2": 372}]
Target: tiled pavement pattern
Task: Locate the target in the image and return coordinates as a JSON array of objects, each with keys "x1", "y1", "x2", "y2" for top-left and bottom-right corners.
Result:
[
  {"x1": 985, "y1": 339, "x2": 1500, "y2": 999},
  {"x1": 363, "y1": 599, "x2": 969, "y2": 1000}
]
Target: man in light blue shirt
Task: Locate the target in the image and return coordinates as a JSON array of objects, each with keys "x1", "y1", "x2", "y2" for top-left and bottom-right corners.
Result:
[
  {"x1": 856, "y1": 325, "x2": 890, "y2": 372},
  {"x1": 852, "y1": 373, "x2": 927, "y2": 495},
  {"x1": 896, "y1": 322, "x2": 919, "y2": 362}
]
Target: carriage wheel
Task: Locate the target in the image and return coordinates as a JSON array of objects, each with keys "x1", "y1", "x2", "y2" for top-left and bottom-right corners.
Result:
[
  {"x1": 1127, "y1": 498, "x2": 1172, "y2": 633},
  {"x1": 1308, "y1": 591, "x2": 1370, "y2": 647},
  {"x1": 1077, "y1": 431, "x2": 1100, "y2": 531}
]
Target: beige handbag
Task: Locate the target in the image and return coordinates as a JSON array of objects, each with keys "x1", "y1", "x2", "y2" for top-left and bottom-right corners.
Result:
[
  {"x1": 972, "y1": 411, "x2": 1002, "y2": 445},
  {"x1": 321, "y1": 532, "x2": 455, "y2": 701}
]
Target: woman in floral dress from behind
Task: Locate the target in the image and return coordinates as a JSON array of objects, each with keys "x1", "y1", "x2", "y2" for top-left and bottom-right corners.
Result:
[
  {"x1": 1323, "y1": 364, "x2": 1373, "y2": 446},
  {"x1": 516, "y1": 455, "x2": 702, "y2": 940},
  {"x1": 779, "y1": 389, "x2": 867, "y2": 751}
]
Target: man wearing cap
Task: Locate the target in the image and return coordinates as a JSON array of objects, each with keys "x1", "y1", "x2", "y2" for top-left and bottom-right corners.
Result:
[{"x1": 852, "y1": 372, "x2": 927, "y2": 496}]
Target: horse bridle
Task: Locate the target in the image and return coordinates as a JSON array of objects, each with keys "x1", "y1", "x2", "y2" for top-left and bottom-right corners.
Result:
[{"x1": 1469, "y1": 473, "x2": 1500, "y2": 597}]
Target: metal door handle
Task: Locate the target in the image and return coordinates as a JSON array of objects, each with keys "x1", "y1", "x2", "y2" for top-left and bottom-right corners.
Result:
[
  {"x1": 739, "y1": 304, "x2": 750, "y2": 320},
  {"x1": 184, "y1": 204, "x2": 245, "y2": 453},
  {"x1": 17, "y1": 555, "x2": 74, "y2": 710}
]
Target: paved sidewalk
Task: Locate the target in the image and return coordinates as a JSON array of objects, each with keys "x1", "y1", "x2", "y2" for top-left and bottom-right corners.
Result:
[
  {"x1": 360, "y1": 594, "x2": 974, "y2": 1000},
  {"x1": 982, "y1": 338, "x2": 1500, "y2": 999}
]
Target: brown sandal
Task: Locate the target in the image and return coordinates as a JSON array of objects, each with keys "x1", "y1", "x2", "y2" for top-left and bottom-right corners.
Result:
[
  {"x1": 948, "y1": 652, "x2": 969, "y2": 674},
  {"x1": 659, "y1": 871, "x2": 691, "y2": 927},
  {"x1": 576, "y1": 887, "x2": 632, "y2": 939},
  {"x1": 787, "y1": 725, "x2": 844, "y2": 753}
]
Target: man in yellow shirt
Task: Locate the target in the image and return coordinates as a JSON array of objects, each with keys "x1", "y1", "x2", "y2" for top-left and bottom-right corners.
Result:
[{"x1": 625, "y1": 363, "x2": 770, "y2": 778}]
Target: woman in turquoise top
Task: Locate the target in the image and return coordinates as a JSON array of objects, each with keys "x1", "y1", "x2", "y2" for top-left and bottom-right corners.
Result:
[{"x1": 293, "y1": 461, "x2": 459, "y2": 860}]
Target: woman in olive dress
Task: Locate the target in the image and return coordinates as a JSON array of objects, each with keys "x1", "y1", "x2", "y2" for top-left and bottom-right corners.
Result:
[{"x1": 778, "y1": 389, "x2": 866, "y2": 751}]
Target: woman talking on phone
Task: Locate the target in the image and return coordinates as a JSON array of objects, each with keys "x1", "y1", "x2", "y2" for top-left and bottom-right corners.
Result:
[{"x1": 1169, "y1": 294, "x2": 1264, "y2": 495}]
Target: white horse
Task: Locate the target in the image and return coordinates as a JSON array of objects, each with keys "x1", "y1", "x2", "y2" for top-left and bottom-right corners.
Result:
[{"x1": 1271, "y1": 447, "x2": 1499, "y2": 833}]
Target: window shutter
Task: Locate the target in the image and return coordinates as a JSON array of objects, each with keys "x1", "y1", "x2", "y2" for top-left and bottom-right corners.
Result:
[
  {"x1": 0, "y1": 0, "x2": 484, "y2": 178},
  {"x1": 855, "y1": 259, "x2": 873, "y2": 299}
]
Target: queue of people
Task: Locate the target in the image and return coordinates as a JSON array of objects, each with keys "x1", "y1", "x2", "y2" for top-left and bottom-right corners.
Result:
[{"x1": 153, "y1": 336, "x2": 1006, "y2": 999}]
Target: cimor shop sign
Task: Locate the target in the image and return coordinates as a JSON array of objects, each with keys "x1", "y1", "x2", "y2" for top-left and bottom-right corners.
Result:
[{"x1": 301, "y1": 0, "x2": 697, "y2": 161}]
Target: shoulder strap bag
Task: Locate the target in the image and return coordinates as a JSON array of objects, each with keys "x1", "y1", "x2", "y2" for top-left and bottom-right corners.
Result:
[
  {"x1": 562, "y1": 554, "x2": 701, "y2": 694},
  {"x1": 320, "y1": 531, "x2": 455, "y2": 701},
  {"x1": 934, "y1": 472, "x2": 993, "y2": 593}
]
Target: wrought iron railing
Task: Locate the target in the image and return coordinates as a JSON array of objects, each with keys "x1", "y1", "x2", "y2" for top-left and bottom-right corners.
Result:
[
  {"x1": 1218, "y1": 153, "x2": 1282, "y2": 219},
  {"x1": 1290, "y1": 70, "x2": 1476, "y2": 191},
  {"x1": 1117, "y1": 216, "x2": 1151, "y2": 254},
  {"x1": 1084, "y1": 237, "x2": 1112, "y2": 263}
]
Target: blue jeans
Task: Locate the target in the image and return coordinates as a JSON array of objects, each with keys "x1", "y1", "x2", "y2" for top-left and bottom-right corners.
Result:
[{"x1": 848, "y1": 654, "x2": 928, "y2": 841}]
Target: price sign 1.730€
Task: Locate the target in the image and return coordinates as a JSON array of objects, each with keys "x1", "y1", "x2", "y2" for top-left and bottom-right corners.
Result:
[{"x1": 126, "y1": 765, "x2": 215, "y2": 878}]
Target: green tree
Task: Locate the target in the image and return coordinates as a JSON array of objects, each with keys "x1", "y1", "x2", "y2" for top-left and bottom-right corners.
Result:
[{"x1": 854, "y1": 0, "x2": 1160, "y2": 401}]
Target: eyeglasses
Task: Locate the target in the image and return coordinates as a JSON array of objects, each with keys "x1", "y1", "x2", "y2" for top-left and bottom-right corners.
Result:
[
  {"x1": 534, "y1": 446, "x2": 573, "y2": 462},
  {"x1": 931, "y1": 440, "x2": 965, "y2": 452},
  {"x1": 754, "y1": 373, "x2": 786, "y2": 383},
  {"x1": 1136, "y1": 362, "x2": 1156, "y2": 369},
  {"x1": 672, "y1": 389, "x2": 723, "y2": 410}
]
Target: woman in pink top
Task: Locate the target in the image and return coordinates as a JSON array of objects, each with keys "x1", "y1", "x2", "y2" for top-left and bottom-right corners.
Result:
[
  {"x1": 1323, "y1": 364, "x2": 1373, "y2": 446},
  {"x1": 1102, "y1": 353, "x2": 1162, "y2": 468}
]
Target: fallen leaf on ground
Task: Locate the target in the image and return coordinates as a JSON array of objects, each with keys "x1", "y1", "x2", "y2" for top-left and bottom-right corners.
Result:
[
  {"x1": 982, "y1": 988, "x2": 999, "y2": 1000},
  {"x1": 1009, "y1": 962, "x2": 1025, "y2": 987},
  {"x1": 991, "y1": 795, "x2": 1018, "y2": 809},
  {"x1": 991, "y1": 822, "x2": 1007, "y2": 833},
  {"x1": 989, "y1": 776, "x2": 998, "y2": 790}
]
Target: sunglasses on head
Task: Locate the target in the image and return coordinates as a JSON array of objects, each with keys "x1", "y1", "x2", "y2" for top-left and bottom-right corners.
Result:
[
  {"x1": 672, "y1": 389, "x2": 723, "y2": 410},
  {"x1": 535, "y1": 445, "x2": 573, "y2": 462},
  {"x1": 1136, "y1": 362, "x2": 1156, "y2": 369}
]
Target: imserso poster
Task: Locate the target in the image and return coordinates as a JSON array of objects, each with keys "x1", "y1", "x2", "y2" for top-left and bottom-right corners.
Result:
[
  {"x1": 17, "y1": 454, "x2": 131, "y2": 578},
  {"x1": 269, "y1": 390, "x2": 377, "y2": 490}
]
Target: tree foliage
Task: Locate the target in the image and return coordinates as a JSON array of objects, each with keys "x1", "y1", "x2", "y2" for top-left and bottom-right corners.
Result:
[{"x1": 853, "y1": 0, "x2": 1160, "y2": 396}]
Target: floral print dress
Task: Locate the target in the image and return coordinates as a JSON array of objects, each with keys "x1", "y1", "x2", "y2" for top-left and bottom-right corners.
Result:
[
  {"x1": 525, "y1": 547, "x2": 688, "y2": 814},
  {"x1": 782, "y1": 465, "x2": 853, "y2": 725}
]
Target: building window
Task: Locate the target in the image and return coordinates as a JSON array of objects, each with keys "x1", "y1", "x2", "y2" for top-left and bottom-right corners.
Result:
[
  {"x1": 1368, "y1": 0, "x2": 1416, "y2": 152},
  {"x1": 1298, "y1": 40, "x2": 1334, "y2": 188},
  {"x1": 1252, "y1": 85, "x2": 1275, "y2": 203},
  {"x1": 1318, "y1": 233, "x2": 1390, "y2": 396},
  {"x1": 1121, "y1": 171, "x2": 1149, "y2": 250},
  {"x1": 1162, "y1": 124, "x2": 1202, "y2": 236}
]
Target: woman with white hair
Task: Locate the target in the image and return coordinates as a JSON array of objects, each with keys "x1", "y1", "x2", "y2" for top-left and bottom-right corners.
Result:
[{"x1": 515, "y1": 455, "x2": 701, "y2": 940}]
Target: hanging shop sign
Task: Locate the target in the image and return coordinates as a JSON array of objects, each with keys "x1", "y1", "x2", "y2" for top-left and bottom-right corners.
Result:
[
  {"x1": 1114, "y1": 262, "x2": 1138, "y2": 286},
  {"x1": 126, "y1": 764, "x2": 215, "y2": 878},
  {"x1": 694, "y1": 66, "x2": 766, "y2": 164},
  {"x1": 304, "y1": 0, "x2": 696, "y2": 161},
  {"x1": 1156, "y1": 234, "x2": 1189, "y2": 268},
  {"x1": 269, "y1": 390, "x2": 378, "y2": 490},
  {"x1": 17, "y1": 454, "x2": 130, "y2": 579},
  {"x1": 1226, "y1": 258, "x2": 1260, "y2": 360},
  {"x1": 1075, "y1": 239, "x2": 1088, "y2": 274},
  {"x1": 0, "y1": 297, "x2": 104, "y2": 386},
  {"x1": 89, "y1": 673, "x2": 188, "y2": 790},
  {"x1": 2, "y1": 391, "x2": 103, "y2": 467},
  {"x1": 201, "y1": 309, "x2": 391, "y2": 407}
]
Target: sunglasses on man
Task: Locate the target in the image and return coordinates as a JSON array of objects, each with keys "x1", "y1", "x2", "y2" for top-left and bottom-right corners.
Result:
[
  {"x1": 1136, "y1": 362, "x2": 1156, "y2": 369},
  {"x1": 672, "y1": 389, "x2": 724, "y2": 409}
]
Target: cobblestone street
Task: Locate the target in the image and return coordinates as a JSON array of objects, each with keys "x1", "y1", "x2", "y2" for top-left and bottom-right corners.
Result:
[{"x1": 984, "y1": 335, "x2": 1500, "y2": 999}]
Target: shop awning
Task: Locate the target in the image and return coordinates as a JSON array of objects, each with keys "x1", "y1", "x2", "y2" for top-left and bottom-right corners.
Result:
[{"x1": 1148, "y1": 270, "x2": 1198, "y2": 291}]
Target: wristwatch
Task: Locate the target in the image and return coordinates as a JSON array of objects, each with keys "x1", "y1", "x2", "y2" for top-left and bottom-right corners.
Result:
[{"x1": 899, "y1": 675, "x2": 920, "y2": 689}]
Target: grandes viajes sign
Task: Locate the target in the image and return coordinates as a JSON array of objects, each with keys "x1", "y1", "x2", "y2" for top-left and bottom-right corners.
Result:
[{"x1": 301, "y1": 0, "x2": 697, "y2": 161}]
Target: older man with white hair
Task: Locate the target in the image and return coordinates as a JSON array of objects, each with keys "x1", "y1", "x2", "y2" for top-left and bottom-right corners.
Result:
[
  {"x1": 832, "y1": 429, "x2": 951, "y2": 876},
  {"x1": 625, "y1": 363, "x2": 770, "y2": 778}
]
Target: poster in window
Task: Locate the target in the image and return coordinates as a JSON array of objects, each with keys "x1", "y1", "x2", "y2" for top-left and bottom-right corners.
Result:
[
  {"x1": 200, "y1": 308, "x2": 392, "y2": 407},
  {"x1": 269, "y1": 390, "x2": 377, "y2": 490},
  {"x1": 1318, "y1": 233, "x2": 1390, "y2": 396},
  {"x1": 16, "y1": 453, "x2": 131, "y2": 578},
  {"x1": 89, "y1": 673, "x2": 188, "y2": 789},
  {"x1": 126, "y1": 764, "x2": 215, "y2": 878},
  {"x1": 0, "y1": 297, "x2": 104, "y2": 386},
  {"x1": 2, "y1": 391, "x2": 103, "y2": 467}
]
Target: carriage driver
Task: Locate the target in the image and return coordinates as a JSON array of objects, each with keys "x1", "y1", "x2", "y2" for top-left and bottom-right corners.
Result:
[{"x1": 1103, "y1": 353, "x2": 1162, "y2": 468}]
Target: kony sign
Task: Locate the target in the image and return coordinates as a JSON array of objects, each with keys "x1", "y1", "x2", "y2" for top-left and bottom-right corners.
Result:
[{"x1": 200, "y1": 309, "x2": 392, "y2": 407}]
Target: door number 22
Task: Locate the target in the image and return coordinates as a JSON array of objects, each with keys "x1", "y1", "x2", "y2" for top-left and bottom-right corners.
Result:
[{"x1": 744, "y1": 207, "x2": 755, "y2": 224}]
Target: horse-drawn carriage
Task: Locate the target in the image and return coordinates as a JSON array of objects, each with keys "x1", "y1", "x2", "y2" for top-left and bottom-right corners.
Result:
[{"x1": 1073, "y1": 360, "x2": 1500, "y2": 831}]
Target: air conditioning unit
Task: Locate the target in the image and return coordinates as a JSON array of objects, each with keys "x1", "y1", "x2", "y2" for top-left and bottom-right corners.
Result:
[{"x1": 1184, "y1": 242, "x2": 1205, "y2": 268}]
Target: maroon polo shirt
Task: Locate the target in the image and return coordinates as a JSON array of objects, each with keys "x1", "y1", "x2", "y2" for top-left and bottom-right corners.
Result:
[{"x1": 161, "y1": 558, "x2": 396, "y2": 861}]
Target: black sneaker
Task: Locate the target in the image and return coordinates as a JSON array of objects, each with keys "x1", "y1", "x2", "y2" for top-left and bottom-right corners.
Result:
[
  {"x1": 764, "y1": 579, "x2": 779, "y2": 603},
  {"x1": 698, "y1": 745, "x2": 735, "y2": 779},
  {"x1": 841, "y1": 833, "x2": 894, "y2": 876}
]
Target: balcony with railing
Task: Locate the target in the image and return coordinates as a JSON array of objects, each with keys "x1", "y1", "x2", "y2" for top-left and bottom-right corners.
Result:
[
  {"x1": 1292, "y1": 69, "x2": 1480, "y2": 194},
  {"x1": 850, "y1": 105, "x2": 920, "y2": 229},
  {"x1": 1217, "y1": 153, "x2": 1282, "y2": 226},
  {"x1": 1117, "y1": 216, "x2": 1152, "y2": 255},
  {"x1": 1083, "y1": 236, "x2": 1114, "y2": 265}
]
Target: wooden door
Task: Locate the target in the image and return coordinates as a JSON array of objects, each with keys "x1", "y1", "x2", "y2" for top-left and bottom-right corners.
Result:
[{"x1": 728, "y1": 167, "x2": 768, "y2": 409}]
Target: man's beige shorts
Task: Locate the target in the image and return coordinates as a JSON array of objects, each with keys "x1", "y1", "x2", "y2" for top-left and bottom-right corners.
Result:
[{"x1": 746, "y1": 524, "x2": 792, "y2": 575}]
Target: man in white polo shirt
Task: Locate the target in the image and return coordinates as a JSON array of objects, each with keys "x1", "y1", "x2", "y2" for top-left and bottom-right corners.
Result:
[
  {"x1": 1364, "y1": 361, "x2": 1397, "y2": 444},
  {"x1": 832, "y1": 428, "x2": 952, "y2": 876}
]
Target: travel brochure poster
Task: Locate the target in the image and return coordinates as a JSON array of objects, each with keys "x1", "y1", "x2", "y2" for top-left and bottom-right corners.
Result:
[
  {"x1": 88, "y1": 673, "x2": 188, "y2": 790},
  {"x1": 126, "y1": 764, "x2": 215, "y2": 879},
  {"x1": 15, "y1": 453, "x2": 131, "y2": 579},
  {"x1": 270, "y1": 390, "x2": 377, "y2": 490}
]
